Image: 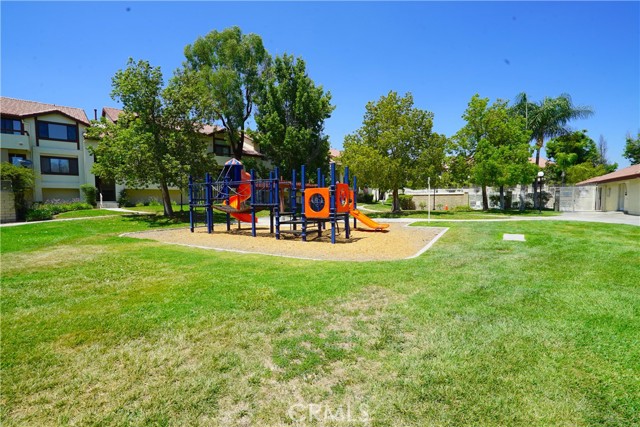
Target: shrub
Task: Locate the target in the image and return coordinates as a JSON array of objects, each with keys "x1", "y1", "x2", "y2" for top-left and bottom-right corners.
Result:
[
  {"x1": 118, "y1": 189, "x2": 134, "y2": 207},
  {"x1": 399, "y1": 194, "x2": 415, "y2": 210},
  {"x1": 454, "y1": 205, "x2": 473, "y2": 212},
  {"x1": 147, "y1": 198, "x2": 161, "y2": 206},
  {"x1": 80, "y1": 184, "x2": 97, "y2": 207},
  {"x1": 26, "y1": 208, "x2": 53, "y2": 221},
  {"x1": 357, "y1": 193, "x2": 374, "y2": 204},
  {"x1": 0, "y1": 162, "x2": 35, "y2": 221},
  {"x1": 29, "y1": 200, "x2": 93, "y2": 219},
  {"x1": 489, "y1": 193, "x2": 513, "y2": 210}
]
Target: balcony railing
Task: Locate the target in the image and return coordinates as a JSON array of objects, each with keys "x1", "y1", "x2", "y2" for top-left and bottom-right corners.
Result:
[{"x1": 0, "y1": 131, "x2": 30, "y2": 150}]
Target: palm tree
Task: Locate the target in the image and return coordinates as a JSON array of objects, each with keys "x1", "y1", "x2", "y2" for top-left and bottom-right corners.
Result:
[
  {"x1": 512, "y1": 93, "x2": 594, "y2": 207},
  {"x1": 513, "y1": 93, "x2": 594, "y2": 168}
]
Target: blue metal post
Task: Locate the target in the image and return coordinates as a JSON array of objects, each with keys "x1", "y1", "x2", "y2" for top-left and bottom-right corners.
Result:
[
  {"x1": 189, "y1": 175, "x2": 194, "y2": 232},
  {"x1": 250, "y1": 169, "x2": 257, "y2": 237},
  {"x1": 223, "y1": 172, "x2": 231, "y2": 231},
  {"x1": 301, "y1": 165, "x2": 307, "y2": 241},
  {"x1": 317, "y1": 168, "x2": 322, "y2": 187},
  {"x1": 330, "y1": 162, "x2": 336, "y2": 244},
  {"x1": 274, "y1": 167, "x2": 280, "y2": 240},
  {"x1": 206, "y1": 173, "x2": 213, "y2": 234},
  {"x1": 291, "y1": 169, "x2": 297, "y2": 230},
  {"x1": 269, "y1": 171, "x2": 274, "y2": 234},
  {"x1": 353, "y1": 175, "x2": 358, "y2": 229}
]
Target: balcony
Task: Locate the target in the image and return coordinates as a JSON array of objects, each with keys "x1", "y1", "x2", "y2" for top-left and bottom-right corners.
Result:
[{"x1": 0, "y1": 131, "x2": 30, "y2": 150}]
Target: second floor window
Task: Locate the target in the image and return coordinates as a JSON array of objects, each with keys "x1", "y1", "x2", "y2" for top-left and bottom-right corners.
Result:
[
  {"x1": 1, "y1": 118, "x2": 22, "y2": 135},
  {"x1": 214, "y1": 140, "x2": 232, "y2": 157},
  {"x1": 37, "y1": 121, "x2": 78, "y2": 142},
  {"x1": 40, "y1": 156, "x2": 79, "y2": 175}
]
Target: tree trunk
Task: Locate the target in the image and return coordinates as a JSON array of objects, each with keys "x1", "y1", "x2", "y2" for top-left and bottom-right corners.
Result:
[
  {"x1": 231, "y1": 129, "x2": 244, "y2": 160},
  {"x1": 160, "y1": 180, "x2": 174, "y2": 217},
  {"x1": 519, "y1": 184, "x2": 526, "y2": 212},
  {"x1": 499, "y1": 185, "x2": 505, "y2": 211},
  {"x1": 482, "y1": 184, "x2": 489, "y2": 211},
  {"x1": 392, "y1": 188, "x2": 400, "y2": 213}
]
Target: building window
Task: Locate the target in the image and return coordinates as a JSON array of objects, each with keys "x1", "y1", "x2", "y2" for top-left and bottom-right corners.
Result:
[
  {"x1": 37, "y1": 121, "x2": 78, "y2": 142},
  {"x1": 9, "y1": 153, "x2": 26, "y2": 166},
  {"x1": 214, "y1": 139, "x2": 232, "y2": 157},
  {"x1": 40, "y1": 156, "x2": 79, "y2": 175},
  {"x1": 1, "y1": 118, "x2": 23, "y2": 135}
]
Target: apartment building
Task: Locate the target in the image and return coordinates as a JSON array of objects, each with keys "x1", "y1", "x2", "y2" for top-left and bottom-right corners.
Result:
[
  {"x1": 99, "y1": 107, "x2": 265, "y2": 205},
  {"x1": 0, "y1": 97, "x2": 266, "y2": 205},
  {"x1": 0, "y1": 97, "x2": 95, "y2": 202}
]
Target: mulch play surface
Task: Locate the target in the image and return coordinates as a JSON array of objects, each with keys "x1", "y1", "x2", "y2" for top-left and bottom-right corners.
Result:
[{"x1": 125, "y1": 222, "x2": 447, "y2": 262}]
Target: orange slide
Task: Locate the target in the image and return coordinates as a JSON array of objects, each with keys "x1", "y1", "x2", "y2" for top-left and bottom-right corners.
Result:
[
  {"x1": 223, "y1": 171, "x2": 253, "y2": 223},
  {"x1": 350, "y1": 209, "x2": 389, "y2": 231}
]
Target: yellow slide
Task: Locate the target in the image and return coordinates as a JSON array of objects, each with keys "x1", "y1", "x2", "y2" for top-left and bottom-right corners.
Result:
[{"x1": 350, "y1": 209, "x2": 389, "y2": 231}]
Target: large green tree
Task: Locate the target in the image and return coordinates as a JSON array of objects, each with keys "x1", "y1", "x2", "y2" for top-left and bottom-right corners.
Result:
[
  {"x1": 511, "y1": 93, "x2": 593, "y2": 205},
  {"x1": 341, "y1": 91, "x2": 444, "y2": 212},
  {"x1": 253, "y1": 54, "x2": 334, "y2": 179},
  {"x1": 454, "y1": 94, "x2": 536, "y2": 210},
  {"x1": 87, "y1": 59, "x2": 214, "y2": 217},
  {"x1": 546, "y1": 130, "x2": 616, "y2": 185},
  {"x1": 183, "y1": 26, "x2": 270, "y2": 160},
  {"x1": 623, "y1": 132, "x2": 640, "y2": 165}
]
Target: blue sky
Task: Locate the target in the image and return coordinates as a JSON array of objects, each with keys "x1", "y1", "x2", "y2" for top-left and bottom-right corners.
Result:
[{"x1": 2, "y1": 1, "x2": 639, "y2": 167}]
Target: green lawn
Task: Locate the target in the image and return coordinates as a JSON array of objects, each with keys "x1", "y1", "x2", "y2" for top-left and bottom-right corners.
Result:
[
  {"x1": 54, "y1": 209, "x2": 127, "y2": 219},
  {"x1": 1, "y1": 216, "x2": 638, "y2": 426}
]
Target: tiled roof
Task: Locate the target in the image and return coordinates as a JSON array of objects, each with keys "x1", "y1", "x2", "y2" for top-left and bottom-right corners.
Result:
[
  {"x1": 329, "y1": 148, "x2": 342, "y2": 159},
  {"x1": 576, "y1": 164, "x2": 640, "y2": 186},
  {"x1": 99, "y1": 107, "x2": 261, "y2": 156},
  {"x1": 529, "y1": 157, "x2": 554, "y2": 168},
  {"x1": 201, "y1": 124, "x2": 226, "y2": 135},
  {"x1": 0, "y1": 96, "x2": 90, "y2": 125},
  {"x1": 102, "y1": 107, "x2": 124, "y2": 123}
]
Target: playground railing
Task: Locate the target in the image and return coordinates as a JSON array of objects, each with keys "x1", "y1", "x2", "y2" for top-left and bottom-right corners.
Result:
[{"x1": 189, "y1": 183, "x2": 209, "y2": 206}]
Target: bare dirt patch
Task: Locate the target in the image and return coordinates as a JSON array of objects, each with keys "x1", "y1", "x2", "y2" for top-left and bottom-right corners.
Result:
[{"x1": 124, "y1": 222, "x2": 447, "y2": 262}]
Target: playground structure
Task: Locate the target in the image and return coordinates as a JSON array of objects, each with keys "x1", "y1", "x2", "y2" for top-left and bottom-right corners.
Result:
[{"x1": 188, "y1": 159, "x2": 388, "y2": 244}]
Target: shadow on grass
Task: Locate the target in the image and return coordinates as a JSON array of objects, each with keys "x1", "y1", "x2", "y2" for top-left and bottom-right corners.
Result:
[{"x1": 121, "y1": 211, "x2": 233, "y2": 228}]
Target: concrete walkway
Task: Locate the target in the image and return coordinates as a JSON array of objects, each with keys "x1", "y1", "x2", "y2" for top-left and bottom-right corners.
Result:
[{"x1": 369, "y1": 211, "x2": 639, "y2": 226}]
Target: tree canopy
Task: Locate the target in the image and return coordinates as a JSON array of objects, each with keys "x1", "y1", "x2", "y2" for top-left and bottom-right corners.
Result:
[
  {"x1": 253, "y1": 54, "x2": 334, "y2": 179},
  {"x1": 183, "y1": 26, "x2": 270, "y2": 160},
  {"x1": 86, "y1": 59, "x2": 215, "y2": 216},
  {"x1": 453, "y1": 94, "x2": 536, "y2": 210},
  {"x1": 511, "y1": 93, "x2": 594, "y2": 167},
  {"x1": 545, "y1": 130, "x2": 616, "y2": 185},
  {"x1": 623, "y1": 132, "x2": 640, "y2": 165},
  {"x1": 341, "y1": 91, "x2": 445, "y2": 212}
]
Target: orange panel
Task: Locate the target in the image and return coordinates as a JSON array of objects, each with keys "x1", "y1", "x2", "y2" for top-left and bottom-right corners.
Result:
[
  {"x1": 336, "y1": 184, "x2": 350, "y2": 213},
  {"x1": 305, "y1": 188, "x2": 330, "y2": 218}
]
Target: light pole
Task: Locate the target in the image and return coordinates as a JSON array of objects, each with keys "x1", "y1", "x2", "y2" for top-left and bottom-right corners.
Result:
[{"x1": 537, "y1": 171, "x2": 544, "y2": 214}]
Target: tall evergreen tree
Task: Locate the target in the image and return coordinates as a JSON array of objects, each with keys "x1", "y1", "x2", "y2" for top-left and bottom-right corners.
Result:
[{"x1": 254, "y1": 54, "x2": 334, "y2": 178}]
